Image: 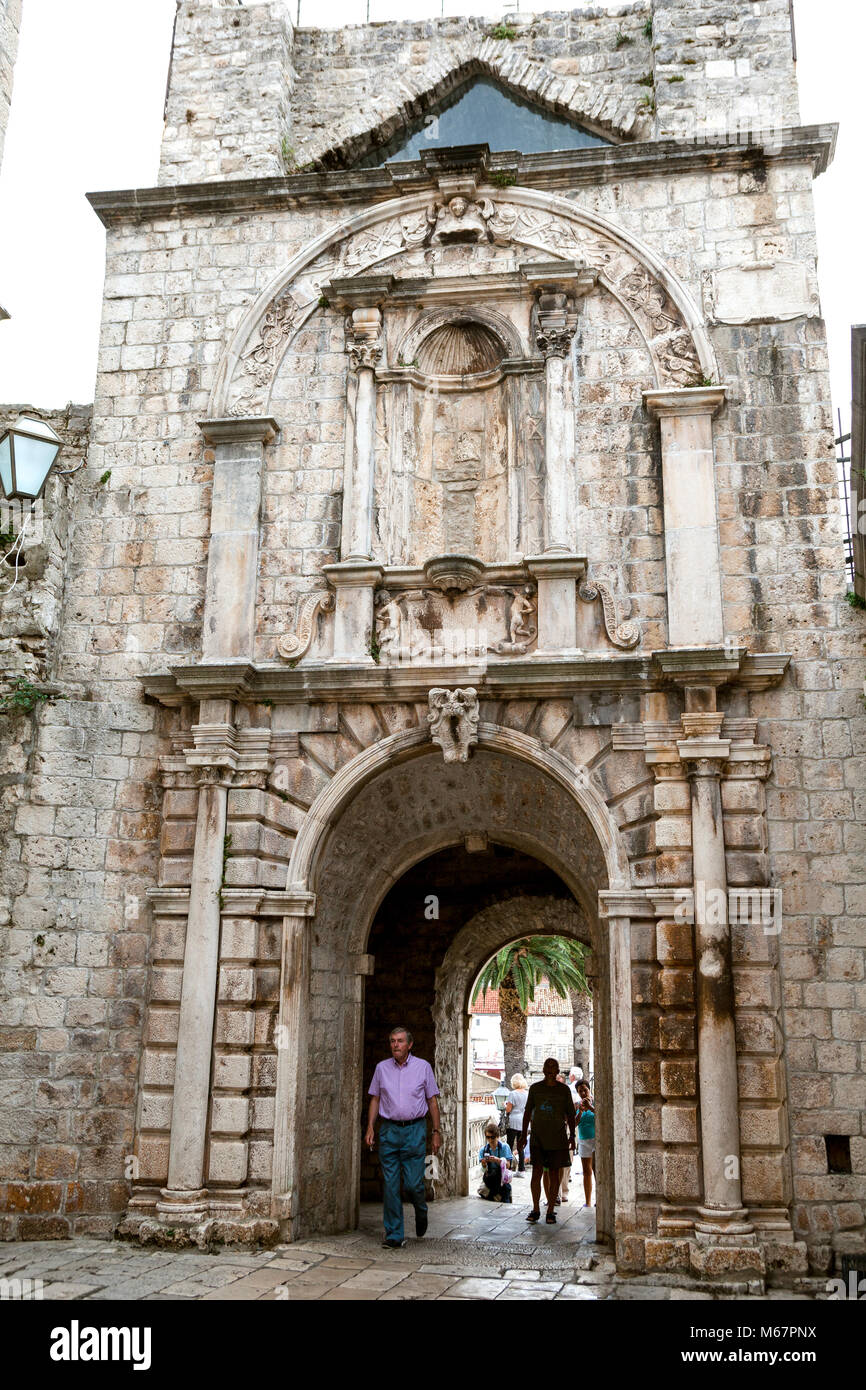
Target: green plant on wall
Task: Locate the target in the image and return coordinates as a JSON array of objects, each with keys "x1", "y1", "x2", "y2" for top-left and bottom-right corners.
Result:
[
  {"x1": 489, "y1": 23, "x2": 516, "y2": 41},
  {"x1": 0, "y1": 678, "x2": 64, "y2": 718}
]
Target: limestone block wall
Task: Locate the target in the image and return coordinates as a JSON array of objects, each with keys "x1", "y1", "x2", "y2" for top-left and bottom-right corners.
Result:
[
  {"x1": 157, "y1": 0, "x2": 799, "y2": 184},
  {"x1": 159, "y1": 0, "x2": 294, "y2": 184},
  {"x1": 0, "y1": 0, "x2": 22, "y2": 171}
]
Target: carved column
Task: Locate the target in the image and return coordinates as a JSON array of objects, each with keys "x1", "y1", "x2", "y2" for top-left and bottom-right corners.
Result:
[
  {"x1": 342, "y1": 306, "x2": 382, "y2": 563},
  {"x1": 158, "y1": 700, "x2": 236, "y2": 1217},
  {"x1": 318, "y1": 288, "x2": 390, "y2": 663},
  {"x1": 525, "y1": 262, "x2": 596, "y2": 556},
  {"x1": 643, "y1": 387, "x2": 726, "y2": 648},
  {"x1": 678, "y1": 712, "x2": 752, "y2": 1237},
  {"x1": 198, "y1": 417, "x2": 279, "y2": 661}
]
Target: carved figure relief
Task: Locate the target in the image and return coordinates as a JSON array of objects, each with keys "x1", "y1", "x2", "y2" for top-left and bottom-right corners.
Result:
[
  {"x1": 427, "y1": 687, "x2": 480, "y2": 763},
  {"x1": 373, "y1": 579, "x2": 537, "y2": 662}
]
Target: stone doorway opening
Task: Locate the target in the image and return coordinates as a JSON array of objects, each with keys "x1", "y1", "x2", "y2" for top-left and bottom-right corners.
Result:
[
  {"x1": 358, "y1": 842, "x2": 610, "y2": 1245},
  {"x1": 467, "y1": 936, "x2": 595, "y2": 1210}
]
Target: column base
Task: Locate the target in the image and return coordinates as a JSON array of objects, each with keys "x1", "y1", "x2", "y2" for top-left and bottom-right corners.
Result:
[
  {"x1": 156, "y1": 1188, "x2": 209, "y2": 1224},
  {"x1": 695, "y1": 1205, "x2": 755, "y2": 1240}
]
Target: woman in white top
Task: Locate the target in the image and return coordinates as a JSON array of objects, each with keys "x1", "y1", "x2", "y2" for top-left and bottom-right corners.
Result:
[{"x1": 504, "y1": 1073, "x2": 529, "y2": 1174}]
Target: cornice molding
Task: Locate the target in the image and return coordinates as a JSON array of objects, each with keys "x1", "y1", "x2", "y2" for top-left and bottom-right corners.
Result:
[{"x1": 86, "y1": 126, "x2": 838, "y2": 226}]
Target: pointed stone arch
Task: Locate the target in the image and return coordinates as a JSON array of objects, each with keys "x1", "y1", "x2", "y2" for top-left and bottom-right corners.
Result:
[{"x1": 308, "y1": 50, "x2": 626, "y2": 172}]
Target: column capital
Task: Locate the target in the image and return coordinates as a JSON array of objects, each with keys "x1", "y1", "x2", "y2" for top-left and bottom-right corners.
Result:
[
  {"x1": 344, "y1": 306, "x2": 383, "y2": 371},
  {"x1": 643, "y1": 386, "x2": 726, "y2": 419},
  {"x1": 197, "y1": 417, "x2": 280, "y2": 445},
  {"x1": 677, "y1": 739, "x2": 731, "y2": 774},
  {"x1": 524, "y1": 262, "x2": 597, "y2": 358}
]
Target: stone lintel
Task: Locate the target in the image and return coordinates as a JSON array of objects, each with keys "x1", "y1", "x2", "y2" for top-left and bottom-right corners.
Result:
[
  {"x1": 520, "y1": 261, "x2": 598, "y2": 299},
  {"x1": 677, "y1": 737, "x2": 732, "y2": 763},
  {"x1": 653, "y1": 647, "x2": 745, "y2": 685},
  {"x1": 147, "y1": 887, "x2": 317, "y2": 917},
  {"x1": 738, "y1": 653, "x2": 792, "y2": 690},
  {"x1": 643, "y1": 386, "x2": 727, "y2": 419},
  {"x1": 198, "y1": 417, "x2": 279, "y2": 446},
  {"x1": 86, "y1": 125, "x2": 838, "y2": 225},
  {"x1": 142, "y1": 653, "x2": 655, "y2": 707},
  {"x1": 321, "y1": 561, "x2": 384, "y2": 589},
  {"x1": 647, "y1": 888, "x2": 694, "y2": 919}
]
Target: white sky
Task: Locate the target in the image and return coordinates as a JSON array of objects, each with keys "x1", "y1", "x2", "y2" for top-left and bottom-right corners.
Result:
[{"x1": 0, "y1": 0, "x2": 864, "y2": 442}]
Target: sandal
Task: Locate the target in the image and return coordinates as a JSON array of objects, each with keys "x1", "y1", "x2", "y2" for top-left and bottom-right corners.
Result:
[
  {"x1": 526, "y1": 1210, "x2": 540, "y2": 1223},
  {"x1": 546, "y1": 1212, "x2": 557, "y2": 1224}
]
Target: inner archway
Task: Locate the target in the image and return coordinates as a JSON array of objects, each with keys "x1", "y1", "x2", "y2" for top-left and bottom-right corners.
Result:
[{"x1": 276, "y1": 731, "x2": 634, "y2": 1242}]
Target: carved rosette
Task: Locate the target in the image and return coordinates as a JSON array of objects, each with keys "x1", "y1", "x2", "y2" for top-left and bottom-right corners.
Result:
[{"x1": 427, "y1": 688, "x2": 480, "y2": 764}]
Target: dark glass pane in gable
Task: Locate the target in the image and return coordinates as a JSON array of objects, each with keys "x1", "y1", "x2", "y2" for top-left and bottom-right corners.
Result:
[{"x1": 358, "y1": 77, "x2": 610, "y2": 167}]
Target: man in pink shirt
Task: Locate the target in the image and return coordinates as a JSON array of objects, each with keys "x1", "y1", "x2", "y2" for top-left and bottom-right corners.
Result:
[{"x1": 366, "y1": 1026, "x2": 442, "y2": 1249}]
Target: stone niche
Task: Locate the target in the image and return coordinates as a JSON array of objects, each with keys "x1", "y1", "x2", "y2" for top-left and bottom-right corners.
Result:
[{"x1": 372, "y1": 266, "x2": 546, "y2": 566}]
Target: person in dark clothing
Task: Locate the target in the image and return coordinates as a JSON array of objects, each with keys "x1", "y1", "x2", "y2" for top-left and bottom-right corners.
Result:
[{"x1": 520, "y1": 1056, "x2": 576, "y2": 1225}]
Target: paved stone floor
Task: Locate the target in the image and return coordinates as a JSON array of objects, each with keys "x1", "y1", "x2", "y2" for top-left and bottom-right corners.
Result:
[{"x1": 0, "y1": 1191, "x2": 822, "y2": 1301}]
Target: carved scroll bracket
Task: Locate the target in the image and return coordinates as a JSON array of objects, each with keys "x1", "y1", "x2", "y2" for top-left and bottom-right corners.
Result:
[
  {"x1": 578, "y1": 575, "x2": 640, "y2": 649},
  {"x1": 277, "y1": 591, "x2": 335, "y2": 662}
]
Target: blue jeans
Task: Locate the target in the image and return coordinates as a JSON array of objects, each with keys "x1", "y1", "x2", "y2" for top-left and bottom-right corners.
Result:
[{"x1": 378, "y1": 1118, "x2": 427, "y2": 1242}]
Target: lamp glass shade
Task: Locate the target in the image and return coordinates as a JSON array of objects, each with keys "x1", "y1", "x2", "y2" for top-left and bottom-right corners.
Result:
[
  {"x1": 0, "y1": 435, "x2": 11, "y2": 497},
  {"x1": 0, "y1": 417, "x2": 62, "y2": 500},
  {"x1": 12, "y1": 433, "x2": 60, "y2": 497}
]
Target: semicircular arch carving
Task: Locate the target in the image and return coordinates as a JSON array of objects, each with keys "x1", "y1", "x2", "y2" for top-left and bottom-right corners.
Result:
[{"x1": 210, "y1": 188, "x2": 716, "y2": 418}]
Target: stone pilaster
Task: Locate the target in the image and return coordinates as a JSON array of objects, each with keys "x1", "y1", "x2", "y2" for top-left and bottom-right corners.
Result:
[
  {"x1": 159, "y1": 701, "x2": 237, "y2": 1215},
  {"x1": 525, "y1": 262, "x2": 597, "y2": 556},
  {"x1": 341, "y1": 307, "x2": 383, "y2": 564},
  {"x1": 643, "y1": 388, "x2": 726, "y2": 648},
  {"x1": 198, "y1": 418, "x2": 279, "y2": 661}
]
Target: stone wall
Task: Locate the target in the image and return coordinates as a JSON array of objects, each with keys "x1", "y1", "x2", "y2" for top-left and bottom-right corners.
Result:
[
  {"x1": 0, "y1": 0, "x2": 22, "y2": 171},
  {"x1": 158, "y1": 0, "x2": 799, "y2": 183},
  {"x1": 160, "y1": 0, "x2": 294, "y2": 184},
  {"x1": 0, "y1": 0, "x2": 863, "y2": 1270}
]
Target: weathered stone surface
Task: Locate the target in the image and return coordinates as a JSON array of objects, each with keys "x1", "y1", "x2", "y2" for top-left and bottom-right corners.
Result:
[{"x1": 0, "y1": 0, "x2": 862, "y2": 1278}]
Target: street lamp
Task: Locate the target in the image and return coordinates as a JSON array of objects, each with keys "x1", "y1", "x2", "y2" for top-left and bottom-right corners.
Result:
[
  {"x1": 0, "y1": 416, "x2": 67, "y2": 597},
  {"x1": 494, "y1": 1081, "x2": 509, "y2": 1114},
  {"x1": 0, "y1": 416, "x2": 62, "y2": 502}
]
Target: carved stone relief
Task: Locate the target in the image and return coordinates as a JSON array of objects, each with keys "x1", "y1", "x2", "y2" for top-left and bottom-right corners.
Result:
[
  {"x1": 224, "y1": 196, "x2": 707, "y2": 416},
  {"x1": 427, "y1": 687, "x2": 480, "y2": 763},
  {"x1": 374, "y1": 578, "x2": 537, "y2": 663},
  {"x1": 277, "y1": 591, "x2": 335, "y2": 662},
  {"x1": 578, "y1": 575, "x2": 640, "y2": 649}
]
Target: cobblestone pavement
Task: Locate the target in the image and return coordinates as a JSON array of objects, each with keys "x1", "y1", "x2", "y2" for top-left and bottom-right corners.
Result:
[{"x1": 0, "y1": 1195, "x2": 825, "y2": 1301}]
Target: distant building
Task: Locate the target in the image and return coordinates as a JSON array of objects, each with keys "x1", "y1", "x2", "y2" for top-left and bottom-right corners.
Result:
[{"x1": 470, "y1": 981, "x2": 574, "y2": 1079}]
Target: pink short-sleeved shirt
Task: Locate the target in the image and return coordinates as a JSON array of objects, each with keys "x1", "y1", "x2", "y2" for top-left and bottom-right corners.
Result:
[{"x1": 368, "y1": 1054, "x2": 440, "y2": 1121}]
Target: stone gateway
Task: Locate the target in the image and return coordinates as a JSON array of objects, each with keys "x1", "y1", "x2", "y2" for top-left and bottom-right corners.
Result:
[{"x1": 0, "y1": 0, "x2": 864, "y2": 1292}]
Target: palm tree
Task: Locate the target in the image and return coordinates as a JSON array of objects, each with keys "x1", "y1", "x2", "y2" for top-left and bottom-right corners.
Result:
[{"x1": 473, "y1": 936, "x2": 591, "y2": 1085}]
